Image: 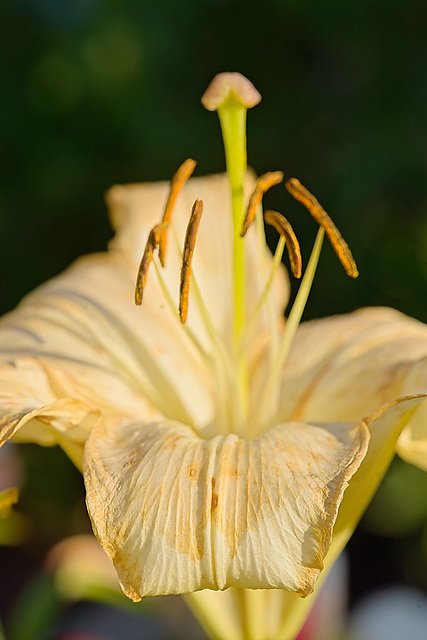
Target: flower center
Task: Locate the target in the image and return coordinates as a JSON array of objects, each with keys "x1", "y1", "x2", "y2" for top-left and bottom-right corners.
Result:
[{"x1": 134, "y1": 73, "x2": 358, "y2": 438}]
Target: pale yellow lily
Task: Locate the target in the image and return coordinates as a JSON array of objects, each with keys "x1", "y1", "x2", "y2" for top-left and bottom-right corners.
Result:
[{"x1": 0, "y1": 73, "x2": 426, "y2": 640}]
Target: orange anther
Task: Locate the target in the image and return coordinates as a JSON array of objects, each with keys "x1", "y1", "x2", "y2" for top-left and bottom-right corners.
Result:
[
  {"x1": 179, "y1": 200, "x2": 204, "y2": 323},
  {"x1": 240, "y1": 171, "x2": 284, "y2": 237},
  {"x1": 286, "y1": 178, "x2": 358, "y2": 278}
]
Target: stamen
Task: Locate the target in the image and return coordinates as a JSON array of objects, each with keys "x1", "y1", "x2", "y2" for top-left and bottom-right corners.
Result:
[
  {"x1": 286, "y1": 178, "x2": 359, "y2": 278},
  {"x1": 264, "y1": 210, "x2": 302, "y2": 278},
  {"x1": 256, "y1": 228, "x2": 325, "y2": 430},
  {"x1": 159, "y1": 158, "x2": 197, "y2": 267},
  {"x1": 179, "y1": 199, "x2": 204, "y2": 323},
  {"x1": 240, "y1": 171, "x2": 284, "y2": 237},
  {"x1": 134, "y1": 223, "x2": 167, "y2": 305}
]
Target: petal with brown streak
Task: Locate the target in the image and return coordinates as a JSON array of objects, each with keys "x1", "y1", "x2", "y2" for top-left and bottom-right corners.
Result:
[{"x1": 84, "y1": 417, "x2": 368, "y2": 600}]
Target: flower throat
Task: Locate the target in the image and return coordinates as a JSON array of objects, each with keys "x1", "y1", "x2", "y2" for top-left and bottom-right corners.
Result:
[{"x1": 134, "y1": 73, "x2": 358, "y2": 436}]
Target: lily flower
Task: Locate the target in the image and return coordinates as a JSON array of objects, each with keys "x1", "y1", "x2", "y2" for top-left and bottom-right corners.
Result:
[{"x1": 0, "y1": 72, "x2": 426, "y2": 640}]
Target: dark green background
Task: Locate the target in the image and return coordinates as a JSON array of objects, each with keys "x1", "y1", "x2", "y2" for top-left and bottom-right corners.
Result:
[
  {"x1": 1, "y1": 0, "x2": 427, "y2": 321},
  {"x1": 0, "y1": 0, "x2": 426, "y2": 634}
]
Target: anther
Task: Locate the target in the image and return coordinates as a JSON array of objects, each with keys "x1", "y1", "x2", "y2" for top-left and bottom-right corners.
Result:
[
  {"x1": 134, "y1": 223, "x2": 168, "y2": 305},
  {"x1": 179, "y1": 199, "x2": 204, "y2": 323},
  {"x1": 240, "y1": 171, "x2": 284, "y2": 237},
  {"x1": 285, "y1": 178, "x2": 359, "y2": 278},
  {"x1": 159, "y1": 159, "x2": 197, "y2": 267},
  {"x1": 264, "y1": 210, "x2": 302, "y2": 278}
]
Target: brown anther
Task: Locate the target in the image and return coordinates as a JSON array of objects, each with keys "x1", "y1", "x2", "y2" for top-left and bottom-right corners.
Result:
[
  {"x1": 134, "y1": 223, "x2": 167, "y2": 305},
  {"x1": 159, "y1": 158, "x2": 197, "y2": 267},
  {"x1": 240, "y1": 171, "x2": 284, "y2": 237},
  {"x1": 179, "y1": 199, "x2": 204, "y2": 323},
  {"x1": 285, "y1": 178, "x2": 359, "y2": 278},
  {"x1": 265, "y1": 210, "x2": 302, "y2": 278}
]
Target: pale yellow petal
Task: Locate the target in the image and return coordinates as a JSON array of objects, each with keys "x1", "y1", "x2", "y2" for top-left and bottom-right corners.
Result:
[
  {"x1": 395, "y1": 358, "x2": 427, "y2": 470},
  {"x1": 0, "y1": 357, "x2": 101, "y2": 468},
  {"x1": 185, "y1": 589, "x2": 245, "y2": 640},
  {"x1": 0, "y1": 253, "x2": 211, "y2": 432},
  {"x1": 271, "y1": 394, "x2": 427, "y2": 640},
  {"x1": 84, "y1": 416, "x2": 368, "y2": 600},
  {"x1": 106, "y1": 172, "x2": 288, "y2": 346},
  {"x1": 279, "y1": 307, "x2": 427, "y2": 468}
]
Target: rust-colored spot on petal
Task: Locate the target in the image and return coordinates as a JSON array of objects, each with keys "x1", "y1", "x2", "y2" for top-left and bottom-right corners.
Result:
[
  {"x1": 265, "y1": 210, "x2": 302, "y2": 278},
  {"x1": 241, "y1": 171, "x2": 284, "y2": 237},
  {"x1": 286, "y1": 178, "x2": 358, "y2": 278},
  {"x1": 179, "y1": 199, "x2": 203, "y2": 323},
  {"x1": 159, "y1": 159, "x2": 197, "y2": 267}
]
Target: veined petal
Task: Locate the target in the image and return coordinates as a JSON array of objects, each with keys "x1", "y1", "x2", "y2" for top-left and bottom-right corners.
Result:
[
  {"x1": 0, "y1": 357, "x2": 100, "y2": 468},
  {"x1": 0, "y1": 253, "x2": 213, "y2": 433},
  {"x1": 268, "y1": 394, "x2": 427, "y2": 640},
  {"x1": 106, "y1": 172, "x2": 288, "y2": 346},
  {"x1": 279, "y1": 307, "x2": 427, "y2": 468},
  {"x1": 84, "y1": 417, "x2": 368, "y2": 600}
]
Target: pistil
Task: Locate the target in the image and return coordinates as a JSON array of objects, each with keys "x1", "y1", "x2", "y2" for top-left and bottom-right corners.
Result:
[{"x1": 202, "y1": 73, "x2": 261, "y2": 427}]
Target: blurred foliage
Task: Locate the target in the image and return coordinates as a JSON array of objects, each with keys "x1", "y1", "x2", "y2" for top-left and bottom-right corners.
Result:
[
  {"x1": 365, "y1": 459, "x2": 427, "y2": 538},
  {"x1": 0, "y1": 0, "x2": 427, "y2": 635}
]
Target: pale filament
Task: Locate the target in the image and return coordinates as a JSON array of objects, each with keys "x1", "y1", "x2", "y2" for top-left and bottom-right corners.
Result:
[{"x1": 135, "y1": 162, "x2": 358, "y2": 438}]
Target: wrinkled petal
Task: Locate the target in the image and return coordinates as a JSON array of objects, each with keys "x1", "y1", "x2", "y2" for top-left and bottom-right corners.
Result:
[
  {"x1": 269, "y1": 394, "x2": 427, "y2": 640},
  {"x1": 0, "y1": 357, "x2": 101, "y2": 467},
  {"x1": 279, "y1": 307, "x2": 427, "y2": 468},
  {"x1": 106, "y1": 172, "x2": 288, "y2": 347},
  {"x1": 84, "y1": 417, "x2": 368, "y2": 600},
  {"x1": 0, "y1": 254, "x2": 213, "y2": 434}
]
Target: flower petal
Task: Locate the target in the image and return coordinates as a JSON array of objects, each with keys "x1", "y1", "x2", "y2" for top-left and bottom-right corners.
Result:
[
  {"x1": 269, "y1": 394, "x2": 427, "y2": 640},
  {"x1": 395, "y1": 358, "x2": 427, "y2": 471},
  {"x1": 279, "y1": 307, "x2": 427, "y2": 468},
  {"x1": 0, "y1": 253, "x2": 213, "y2": 433},
  {"x1": 0, "y1": 357, "x2": 100, "y2": 468},
  {"x1": 106, "y1": 172, "x2": 288, "y2": 346},
  {"x1": 84, "y1": 416, "x2": 368, "y2": 600}
]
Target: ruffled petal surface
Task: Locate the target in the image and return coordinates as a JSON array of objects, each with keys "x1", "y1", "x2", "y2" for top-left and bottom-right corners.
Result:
[
  {"x1": 0, "y1": 357, "x2": 102, "y2": 467},
  {"x1": 279, "y1": 307, "x2": 427, "y2": 468},
  {"x1": 84, "y1": 416, "x2": 368, "y2": 600},
  {"x1": 0, "y1": 254, "x2": 213, "y2": 443}
]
